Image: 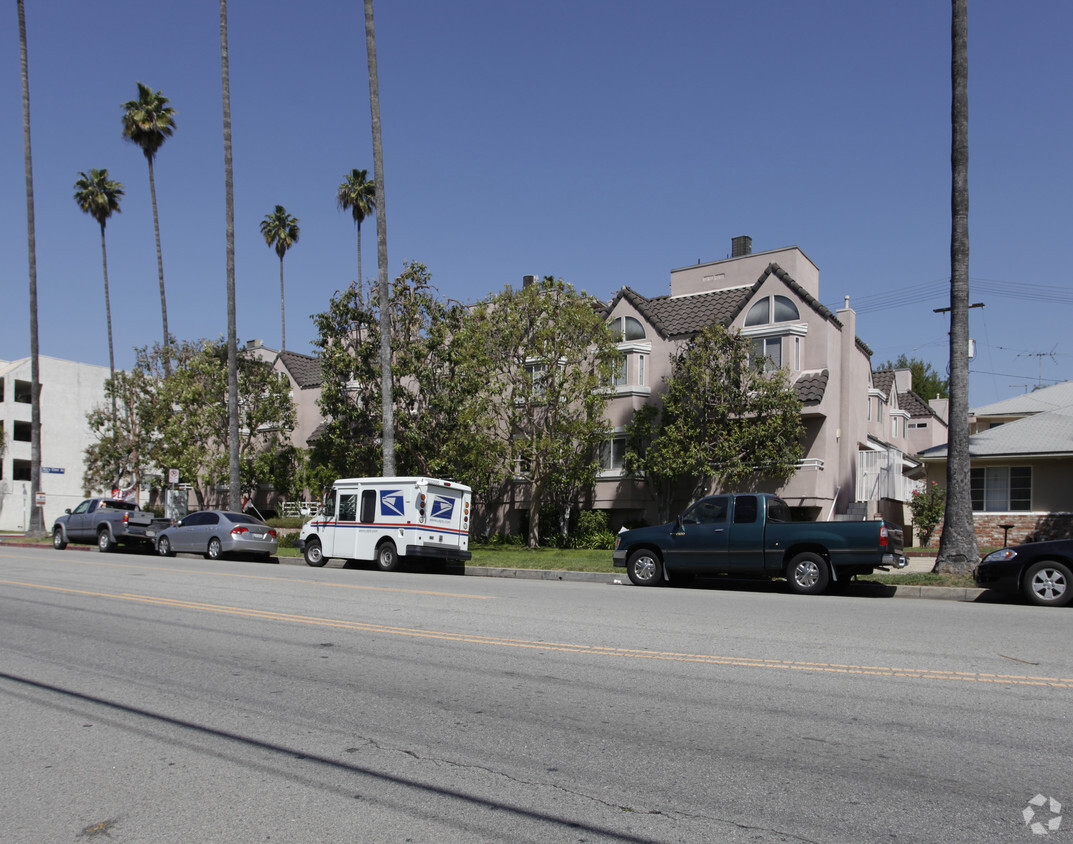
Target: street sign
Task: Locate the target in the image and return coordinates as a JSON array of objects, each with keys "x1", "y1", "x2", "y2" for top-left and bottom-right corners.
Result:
[
  {"x1": 168, "y1": 468, "x2": 180, "y2": 485},
  {"x1": 35, "y1": 492, "x2": 46, "y2": 505}
]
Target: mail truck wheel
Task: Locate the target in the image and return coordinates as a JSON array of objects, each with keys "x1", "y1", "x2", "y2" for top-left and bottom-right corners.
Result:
[
  {"x1": 375, "y1": 540, "x2": 401, "y2": 572},
  {"x1": 52, "y1": 528, "x2": 67, "y2": 550},
  {"x1": 627, "y1": 549, "x2": 662, "y2": 586},
  {"x1": 304, "y1": 538, "x2": 326, "y2": 567},
  {"x1": 786, "y1": 552, "x2": 830, "y2": 595}
]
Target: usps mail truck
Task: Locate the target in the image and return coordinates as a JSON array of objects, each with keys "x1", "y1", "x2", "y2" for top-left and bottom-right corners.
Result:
[{"x1": 299, "y1": 477, "x2": 472, "y2": 571}]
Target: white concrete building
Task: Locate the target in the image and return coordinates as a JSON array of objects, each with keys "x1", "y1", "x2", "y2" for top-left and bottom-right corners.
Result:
[{"x1": 0, "y1": 355, "x2": 110, "y2": 531}]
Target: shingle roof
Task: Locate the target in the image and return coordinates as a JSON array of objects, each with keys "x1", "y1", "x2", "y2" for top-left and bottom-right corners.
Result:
[
  {"x1": 794, "y1": 369, "x2": 829, "y2": 405},
  {"x1": 871, "y1": 370, "x2": 896, "y2": 399},
  {"x1": 921, "y1": 403, "x2": 1073, "y2": 459},
  {"x1": 607, "y1": 262, "x2": 873, "y2": 355},
  {"x1": 971, "y1": 380, "x2": 1073, "y2": 417},
  {"x1": 277, "y1": 350, "x2": 323, "y2": 388}
]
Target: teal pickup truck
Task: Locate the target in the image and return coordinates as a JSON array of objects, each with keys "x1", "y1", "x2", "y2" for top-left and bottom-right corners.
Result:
[{"x1": 612, "y1": 493, "x2": 906, "y2": 594}]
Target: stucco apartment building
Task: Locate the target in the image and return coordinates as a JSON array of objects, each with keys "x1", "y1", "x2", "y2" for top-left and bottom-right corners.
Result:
[
  {"x1": 594, "y1": 237, "x2": 948, "y2": 527},
  {"x1": 0, "y1": 355, "x2": 111, "y2": 532}
]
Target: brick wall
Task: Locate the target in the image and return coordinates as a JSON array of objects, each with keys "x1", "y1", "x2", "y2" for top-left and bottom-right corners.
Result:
[{"x1": 925, "y1": 512, "x2": 1073, "y2": 548}]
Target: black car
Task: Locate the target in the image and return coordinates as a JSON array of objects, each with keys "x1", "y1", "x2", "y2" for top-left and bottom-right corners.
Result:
[{"x1": 975, "y1": 539, "x2": 1073, "y2": 607}]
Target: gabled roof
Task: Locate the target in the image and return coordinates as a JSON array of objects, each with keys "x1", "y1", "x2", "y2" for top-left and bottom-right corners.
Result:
[
  {"x1": 921, "y1": 403, "x2": 1073, "y2": 459},
  {"x1": 972, "y1": 380, "x2": 1073, "y2": 418},
  {"x1": 607, "y1": 261, "x2": 872, "y2": 355},
  {"x1": 871, "y1": 370, "x2": 896, "y2": 400},
  {"x1": 897, "y1": 389, "x2": 947, "y2": 422},
  {"x1": 277, "y1": 350, "x2": 323, "y2": 388}
]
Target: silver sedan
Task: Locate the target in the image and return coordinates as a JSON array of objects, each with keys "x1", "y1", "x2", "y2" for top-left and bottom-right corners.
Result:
[{"x1": 156, "y1": 511, "x2": 278, "y2": 560}]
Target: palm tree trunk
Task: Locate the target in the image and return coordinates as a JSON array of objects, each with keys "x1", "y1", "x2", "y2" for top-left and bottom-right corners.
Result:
[
  {"x1": 279, "y1": 256, "x2": 286, "y2": 351},
  {"x1": 220, "y1": 0, "x2": 241, "y2": 512},
  {"x1": 147, "y1": 158, "x2": 170, "y2": 376},
  {"x1": 935, "y1": 0, "x2": 978, "y2": 574},
  {"x1": 100, "y1": 223, "x2": 118, "y2": 432},
  {"x1": 356, "y1": 222, "x2": 364, "y2": 307},
  {"x1": 18, "y1": 0, "x2": 44, "y2": 536},
  {"x1": 365, "y1": 0, "x2": 395, "y2": 476}
]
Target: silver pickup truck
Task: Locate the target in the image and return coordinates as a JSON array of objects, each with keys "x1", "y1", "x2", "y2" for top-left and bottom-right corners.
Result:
[{"x1": 52, "y1": 498, "x2": 170, "y2": 553}]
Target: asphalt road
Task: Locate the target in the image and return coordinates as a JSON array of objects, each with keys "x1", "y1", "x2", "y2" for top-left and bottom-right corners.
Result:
[{"x1": 2, "y1": 545, "x2": 1070, "y2": 843}]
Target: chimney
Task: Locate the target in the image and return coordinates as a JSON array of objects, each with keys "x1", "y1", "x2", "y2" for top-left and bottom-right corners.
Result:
[
  {"x1": 731, "y1": 235, "x2": 752, "y2": 258},
  {"x1": 245, "y1": 339, "x2": 263, "y2": 350},
  {"x1": 522, "y1": 274, "x2": 537, "y2": 288}
]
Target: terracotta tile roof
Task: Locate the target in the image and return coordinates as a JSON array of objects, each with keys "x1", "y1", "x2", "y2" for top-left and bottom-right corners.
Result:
[
  {"x1": 277, "y1": 350, "x2": 323, "y2": 388},
  {"x1": 794, "y1": 369, "x2": 829, "y2": 405}
]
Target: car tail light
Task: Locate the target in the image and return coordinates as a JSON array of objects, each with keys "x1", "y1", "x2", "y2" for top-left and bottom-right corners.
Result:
[
  {"x1": 231, "y1": 526, "x2": 249, "y2": 536},
  {"x1": 879, "y1": 525, "x2": 888, "y2": 547},
  {"x1": 123, "y1": 513, "x2": 130, "y2": 524},
  {"x1": 268, "y1": 529, "x2": 277, "y2": 539}
]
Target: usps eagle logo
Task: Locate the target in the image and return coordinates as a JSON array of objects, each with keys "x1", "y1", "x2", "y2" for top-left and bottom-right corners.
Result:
[
  {"x1": 380, "y1": 490, "x2": 405, "y2": 517},
  {"x1": 430, "y1": 496, "x2": 454, "y2": 520}
]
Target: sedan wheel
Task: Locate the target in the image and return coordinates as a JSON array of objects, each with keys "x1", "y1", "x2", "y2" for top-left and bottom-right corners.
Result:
[
  {"x1": 206, "y1": 537, "x2": 223, "y2": 561},
  {"x1": 1022, "y1": 561, "x2": 1073, "y2": 607},
  {"x1": 158, "y1": 536, "x2": 174, "y2": 557},
  {"x1": 627, "y1": 549, "x2": 662, "y2": 586}
]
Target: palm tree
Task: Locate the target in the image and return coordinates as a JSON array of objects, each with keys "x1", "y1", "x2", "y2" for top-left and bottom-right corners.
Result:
[
  {"x1": 259, "y1": 205, "x2": 300, "y2": 351},
  {"x1": 935, "y1": 0, "x2": 978, "y2": 574},
  {"x1": 365, "y1": 0, "x2": 395, "y2": 476},
  {"x1": 121, "y1": 82, "x2": 176, "y2": 375},
  {"x1": 336, "y1": 168, "x2": 376, "y2": 300},
  {"x1": 74, "y1": 169, "x2": 124, "y2": 427},
  {"x1": 219, "y1": 0, "x2": 241, "y2": 511},
  {"x1": 17, "y1": 0, "x2": 44, "y2": 536}
]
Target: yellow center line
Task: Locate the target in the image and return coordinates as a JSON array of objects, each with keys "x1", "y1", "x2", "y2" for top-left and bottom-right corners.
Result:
[{"x1": 4, "y1": 578, "x2": 1072, "y2": 689}]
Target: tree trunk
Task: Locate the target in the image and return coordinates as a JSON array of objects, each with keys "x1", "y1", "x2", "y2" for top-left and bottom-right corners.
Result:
[
  {"x1": 365, "y1": 0, "x2": 395, "y2": 477},
  {"x1": 279, "y1": 255, "x2": 286, "y2": 351},
  {"x1": 220, "y1": 0, "x2": 242, "y2": 512},
  {"x1": 100, "y1": 223, "x2": 119, "y2": 481},
  {"x1": 356, "y1": 221, "x2": 364, "y2": 307},
  {"x1": 18, "y1": 0, "x2": 44, "y2": 536},
  {"x1": 935, "y1": 0, "x2": 979, "y2": 574},
  {"x1": 147, "y1": 157, "x2": 170, "y2": 377}
]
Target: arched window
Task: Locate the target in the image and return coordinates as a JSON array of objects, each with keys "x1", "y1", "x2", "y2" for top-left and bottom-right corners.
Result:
[
  {"x1": 609, "y1": 315, "x2": 646, "y2": 341},
  {"x1": 745, "y1": 295, "x2": 800, "y2": 326}
]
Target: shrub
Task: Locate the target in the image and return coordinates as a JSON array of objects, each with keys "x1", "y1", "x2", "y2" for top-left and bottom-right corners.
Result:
[{"x1": 909, "y1": 482, "x2": 945, "y2": 547}]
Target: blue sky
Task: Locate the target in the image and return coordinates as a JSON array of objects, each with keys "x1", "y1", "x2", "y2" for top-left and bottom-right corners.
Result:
[{"x1": 3, "y1": 0, "x2": 1070, "y2": 408}]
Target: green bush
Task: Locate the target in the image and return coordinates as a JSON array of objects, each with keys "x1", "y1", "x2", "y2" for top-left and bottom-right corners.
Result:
[
  {"x1": 566, "y1": 510, "x2": 617, "y2": 550},
  {"x1": 909, "y1": 482, "x2": 946, "y2": 548}
]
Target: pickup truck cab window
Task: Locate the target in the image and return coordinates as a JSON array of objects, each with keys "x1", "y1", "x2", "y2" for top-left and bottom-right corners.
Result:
[
  {"x1": 73, "y1": 500, "x2": 93, "y2": 515},
  {"x1": 767, "y1": 498, "x2": 791, "y2": 524},
  {"x1": 682, "y1": 497, "x2": 728, "y2": 525},
  {"x1": 733, "y1": 496, "x2": 758, "y2": 524}
]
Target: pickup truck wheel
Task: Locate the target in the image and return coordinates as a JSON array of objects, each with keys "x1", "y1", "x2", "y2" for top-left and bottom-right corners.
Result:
[
  {"x1": 97, "y1": 528, "x2": 116, "y2": 553},
  {"x1": 786, "y1": 552, "x2": 830, "y2": 595},
  {"x1": 158, "y1": 536, "x2": 175, "y2": 558},
  {"x1": 304, "y1": 538, "x2": 327, "y2": 567},
  {"x1": 375, "y1": 540, "x2": 401, "y2": 572},
  {"x1": 1022, "y1": 561, "x2": 1073, "y2": 607},
  {"x1": 206, "y1": 537, "x2": 223, "y2": 561},
  {"x1": 627, "y1": 549, "x2": 663, "y2": 586},
  {"x1": 52, "y1": 528, "x2": 67, "y2": 550}
]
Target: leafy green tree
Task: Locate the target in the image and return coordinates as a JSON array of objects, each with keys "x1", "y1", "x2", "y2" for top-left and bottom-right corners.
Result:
[
  {"x1": 311, "y1": 263, "x2": 472, "y2": 484},
  {"x1": 337, "y1": 168, "x2": 376, "y2": 295},
  {"x1": 875, "y1": 354, "x2": 949, "y2": 399},
  {"x1": 452, "y1": 277, "x2": 620, "y2": 547},
  {"x1": 83, "y1": 369, "x2": 153, "y2": 496},
  {"x1": 17, "y1": 0, "x2": 45, "y2": 534},
  {"x1": 259, "y1": 205, "x2": 300, "y2": 351},
  {"x1": 122, "y1": 82, "x2": 176, "y2": 374},
  {"x1": 626, "y1": 323, "x2": 804, "y2": 522},
  {"x1": 74, "y1": 168, "x2": 124, "y2": 428},
  {"x1": 83, "y1": 340, "x2": 296, "y2": 508}
]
